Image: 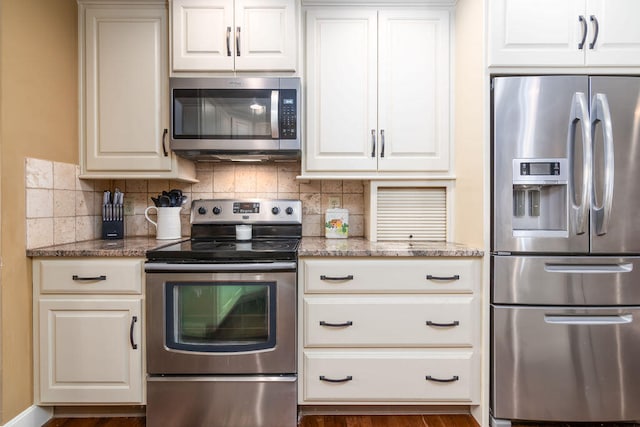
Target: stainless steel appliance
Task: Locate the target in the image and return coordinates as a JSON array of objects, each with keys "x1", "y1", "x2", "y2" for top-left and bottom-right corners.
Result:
[
  {"x1": 170, "y1": 77, "x2": 300, "y2": 161},
  {"x1": 145, "y1": 199, "x2": 301, "y2": 427},
  {"x1": 491, "y1": 76, "x2": 640, "y2": 426}
]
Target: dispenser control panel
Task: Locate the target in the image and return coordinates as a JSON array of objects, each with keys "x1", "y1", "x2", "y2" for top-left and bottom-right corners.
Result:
[{"x1": 513, "y1": 158, "x2": 568, "y2": 185}]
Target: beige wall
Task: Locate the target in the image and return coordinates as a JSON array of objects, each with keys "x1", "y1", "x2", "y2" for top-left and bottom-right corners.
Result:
[
  {"x1": 453, "y1": 0, "x2": 484, "y2": 247},
  {"x1": 0, "y1": 0, "x2": 77, "y2": 422}
]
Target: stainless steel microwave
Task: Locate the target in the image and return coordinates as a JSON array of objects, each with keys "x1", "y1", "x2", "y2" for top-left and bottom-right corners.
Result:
[{"x1": 170, "y1": 77, "x2": 301, "y2": 161}]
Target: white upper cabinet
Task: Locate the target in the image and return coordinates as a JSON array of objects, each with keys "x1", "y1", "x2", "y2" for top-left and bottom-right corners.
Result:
[
  {"x1": 79, "y1": 2, "x2": 196, "y2": 181},
  {"x1": 489, "y1": 0, "x2": 640, "y2": 67},
  {"x1": 304, "y1": 8, "x2": 451, "y2": 177},
  {"x1": 171, "y1": 0, "x2": 297, "y2": 72}
]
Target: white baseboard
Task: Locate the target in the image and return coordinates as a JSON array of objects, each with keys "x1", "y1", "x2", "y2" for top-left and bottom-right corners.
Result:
[{"x1": 1, "y1": 406, "x2": 53, "y2": 427}]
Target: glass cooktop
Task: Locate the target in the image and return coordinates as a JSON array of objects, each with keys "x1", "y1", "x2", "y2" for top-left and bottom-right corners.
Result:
[{"x1": 146, "y1": 238, "x2": 300, "y2": 262}]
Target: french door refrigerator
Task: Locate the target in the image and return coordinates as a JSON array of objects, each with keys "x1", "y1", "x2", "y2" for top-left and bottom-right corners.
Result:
[{"x1": 491, "y1": 76, "x2": 640, "y2": 426}]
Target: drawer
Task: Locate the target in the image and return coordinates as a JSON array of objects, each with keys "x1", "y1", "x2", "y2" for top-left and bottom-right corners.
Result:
[
  {"x1": 34, "y1": 258, "x2": 143, "y2": 294},
  {"x1": 302, "y1": 349, "x2": 478, "y2": 403},
  {"x1": 302, "y1": 258, "x2": 479, "y2": 293},
  {"x1": 304, "y1": 295, "x2": 475, "y2": 347}
]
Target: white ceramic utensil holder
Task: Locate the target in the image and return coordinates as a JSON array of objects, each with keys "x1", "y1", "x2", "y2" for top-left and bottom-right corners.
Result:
[{"x1": 145, "y1": 206, "x2": 182, "y2": 240}]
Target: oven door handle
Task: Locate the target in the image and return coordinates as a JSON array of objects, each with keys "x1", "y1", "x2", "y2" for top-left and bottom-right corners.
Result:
[{"x1": 144, "y1": 262, "x2": 297, "y2": 272}]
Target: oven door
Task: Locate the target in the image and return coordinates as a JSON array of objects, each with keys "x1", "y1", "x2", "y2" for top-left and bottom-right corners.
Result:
[{"x1": 145, "y1": 262, "x2": 296, "y2": 375}]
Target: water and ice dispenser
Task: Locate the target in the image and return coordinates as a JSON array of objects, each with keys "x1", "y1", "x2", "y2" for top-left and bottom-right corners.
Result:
[{"x1": 511, "y1": 159, "x2": 568, "y2": 237}]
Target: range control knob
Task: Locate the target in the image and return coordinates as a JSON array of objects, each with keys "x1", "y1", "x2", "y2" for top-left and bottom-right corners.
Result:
[
  {"x1": 212, "y1": 206, "x2": 221, "y2": 215},
  {"x1": 197, "y1": 206, "x2": 207, "y2": 215},
  {"x1": 271, "y1": 206, "x2": 281, "y2": 215},
  {"x1": 286, "y1": 207, "x2": 294, "y2": 215}
]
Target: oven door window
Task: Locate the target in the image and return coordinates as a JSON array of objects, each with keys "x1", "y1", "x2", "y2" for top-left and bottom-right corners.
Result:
[{"x1": 165, "y1": 281, "x2": 276, "y2": 352}]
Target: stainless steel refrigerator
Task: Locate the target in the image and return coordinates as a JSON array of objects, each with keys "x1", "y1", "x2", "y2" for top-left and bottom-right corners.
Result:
[{"x1": 491, "y1": 76, "x2": 640, "y2": 426}]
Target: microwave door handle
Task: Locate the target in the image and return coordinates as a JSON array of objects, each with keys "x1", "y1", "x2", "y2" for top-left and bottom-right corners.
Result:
[
  {"x1": 591, "y1": 93, "x2": 614, "y2": 236},
  {"x1": 271, "y1": 90, "x2": 279, "y2": 139},
  {"x1": 568, "y1": 92, "x2": 591, "y2": 235}
]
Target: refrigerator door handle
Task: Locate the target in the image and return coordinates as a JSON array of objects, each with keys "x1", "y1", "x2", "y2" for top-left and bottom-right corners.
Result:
[
  {"x1": 591, "y1": 93, "x2": 614, "y2": 236},
  {"x1": 544, "y1": 314, "x2": 632, "y2": 325},
  {"x1": 544, "y1": 262, "x2": 633, "y2": 274},
  {"x1": 568, "y1": 92, "x2": 592, "y2": 235}
]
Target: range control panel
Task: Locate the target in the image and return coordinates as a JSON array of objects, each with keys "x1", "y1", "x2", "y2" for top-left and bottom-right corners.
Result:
[{"x1": 191, "y1": 199, "x2": 302, "y2": 225}]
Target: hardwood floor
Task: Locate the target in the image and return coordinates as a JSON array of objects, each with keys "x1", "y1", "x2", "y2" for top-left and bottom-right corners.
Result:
[
  {"x1": 40, "y1": 415, "x2": 640, "y2": 427},
  {"x1": 41, "y1": 414, "x2": 479, "y2": 427}
]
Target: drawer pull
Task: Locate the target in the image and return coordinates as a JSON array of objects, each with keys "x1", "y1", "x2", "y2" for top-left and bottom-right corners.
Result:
[
  {"x1": 72, "y1": 275, "x2": 107, "y2": 281},
  {"x1": 425, "y1": 375, "x2": 459, "y2": 383},
  {"x1": 130, "y1": 316, "x2": 138, "y2": 350},
  {"x1": 320, "y1": 275, "x2": 354, "y2": 281},
  {"x1": 319, "y1": 320, "x2": 353, "y2": 328},
  {"x1": 426, "y1": 274, "x2": 460, "y2": 281},
  {"x1": 319, "y1": 375, "x2": 353, "y2": 383},
  {"x1": 426, "y1": 320, "x2": 460, "y2": 328}
]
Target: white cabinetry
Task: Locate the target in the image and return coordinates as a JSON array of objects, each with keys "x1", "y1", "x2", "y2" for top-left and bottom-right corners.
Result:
[
  {"x1": 171, "y1": 0, "x2": 297, "y2": 72},
  {"x1": 78, "y1": 1, "x2": 196, "y2": 181},
  {"x1": 298, "y1": 257, "x2": 481, "y2": 404},
  {"x1": 488, "y1": 0, "x2": 640, "y2": 67},
  {"x1": 33, "y1": 258, "x2": 144, "y2": 404},
  {"x1": 304, "y1": 8, "x2": 451, "y2": 178}
]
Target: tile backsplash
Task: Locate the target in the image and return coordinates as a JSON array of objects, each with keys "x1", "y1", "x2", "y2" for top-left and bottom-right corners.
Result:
[{"x1": 25, "y1": 158, "x2": 365, "y2": 249}]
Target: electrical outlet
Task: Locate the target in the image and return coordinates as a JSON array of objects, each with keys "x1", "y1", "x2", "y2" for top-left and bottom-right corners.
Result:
[{"x1": 328, "y1": 196, "x2": 341, "y2": 208}]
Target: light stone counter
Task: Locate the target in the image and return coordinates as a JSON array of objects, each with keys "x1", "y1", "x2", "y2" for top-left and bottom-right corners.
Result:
[
  {"x1": 27, "y1": 237, "x2": 484, "y2": 258},
  {"x1": 26, "y1": 236, "x2": 185, "y2": 257},
  {"x1": 298, "y1": 237, "x2": 483, "y2": 257}
]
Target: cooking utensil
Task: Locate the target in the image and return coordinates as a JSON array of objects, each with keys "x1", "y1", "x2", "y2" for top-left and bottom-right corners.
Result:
[{"x1": 157, "y1": 195, "x2": 171, "y2": 207}]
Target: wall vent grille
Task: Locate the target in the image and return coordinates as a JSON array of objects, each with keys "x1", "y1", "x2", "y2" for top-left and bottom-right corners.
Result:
[{"x1": 376, "y1": 187, "x2": 447, "y2": 241}]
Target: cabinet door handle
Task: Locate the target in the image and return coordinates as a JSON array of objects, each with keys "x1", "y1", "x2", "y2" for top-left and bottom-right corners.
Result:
[
  {"x1": 426, "y1": 320, "x2": 460, "y2": 328},
  {"x1": 162, "y1": 128, "x2": 169, "y2": 157},
  {"x1": 425, "y1": 375, "x2": 459, "y2": 383},
  {"x1": 130, "y1": 316, "x2": 138, "y2": 350},
  {"x1": 226, "y1": 26, "x2": 232, "y2": 56},
  {"x1": 578, "y1": 15, "x2": 587, "y2": 49},
  {"x1": 72, "y1": 275, "x2": 107, "y2": 281},
  {"x1": 426, "y1": 274, "x2": 460, "y2": 281},
  {"x1": 320, "y1": 275, "x2": 354, "y2": 281},
  {"x1": 589, "y1": 15, "x2": 599, "y2": 49},
  {"x1": 320, "y1": 320, "x2": 353, "y2": 327},
  {"x1": 236, "y1": 27, "x2": 241, "y2": 56},
  {"x1": 380, "y1": 129, "x2": 385, "y2": 157},
  {"x1": 319, "y1": 375, "x2": 353, "y2": 383},
  {"x1": 371, "y1": 129, "x2": 376, "y2": 157}
]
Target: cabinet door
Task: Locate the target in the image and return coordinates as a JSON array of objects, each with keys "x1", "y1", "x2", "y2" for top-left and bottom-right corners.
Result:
[
  {"x1": 378, "y1": 10, "x2": 450, "y2": 172},
  {"x1": 38, "y1": 298, "x2": 142, "y2": 404},
  {"x1": 84, "y1": 6, "x2": 172, "y2": 172},
  {"x1": 172, "y1": 0, "x2": 234, "y2": 71},
  {"x1": 234, "y1": 0, "x2": 296, "y2": 71},
  {"x1": 585, "y1": 0, "x2": 640, "y2": 66},
  {"x1": 488, "y1": 0, "x2": 585, "y2": 66},
  {"x1": 305, "y1": 9, "x2": 378, "y2": 172}
]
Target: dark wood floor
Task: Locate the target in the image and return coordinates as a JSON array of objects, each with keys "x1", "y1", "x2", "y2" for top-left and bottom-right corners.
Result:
[
  {"x1": 42, "y1": 415, "x2": 478, "y2": 427},
  {"x1": 40, "y1": 415, "x2": 640, "y2": 427}
]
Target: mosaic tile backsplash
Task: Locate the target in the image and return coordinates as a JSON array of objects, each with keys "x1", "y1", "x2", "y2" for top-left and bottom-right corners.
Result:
[{"x1": 25, "y1": 158, "x2": 365, "y2": 249}]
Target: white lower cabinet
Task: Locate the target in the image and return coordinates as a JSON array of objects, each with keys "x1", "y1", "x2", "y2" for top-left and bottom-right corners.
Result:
[
  {"x1": 33, "y1": 258, "x2": 144, "y2": 405},
  {"x1": 303, "y1": 349, "x2": 477, "y2": 402},
  {"x1": 298, "y1": 257, "x2": 481, "y2": 405}
]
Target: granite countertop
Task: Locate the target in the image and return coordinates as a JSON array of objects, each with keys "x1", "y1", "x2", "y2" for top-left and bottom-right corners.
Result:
[
  {"x1": 26, "y1": 236, "x2": 185, "y2": 258},
  {"x1": 26, "y1": 236, "x2": 484, "y2": 258},
  {"x1": 298, "y1": 237, "x2": 483, "y2": 257}
]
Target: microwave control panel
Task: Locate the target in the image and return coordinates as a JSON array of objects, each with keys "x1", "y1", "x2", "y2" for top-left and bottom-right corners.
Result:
[{"x1": 279, "y1": 89, "x2": 297, "y2": 139}]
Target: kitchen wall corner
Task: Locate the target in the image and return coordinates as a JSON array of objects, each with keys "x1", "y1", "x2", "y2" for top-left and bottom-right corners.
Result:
[{"x1": 25, "y1": 159, "x2": 365, "y2": 248}]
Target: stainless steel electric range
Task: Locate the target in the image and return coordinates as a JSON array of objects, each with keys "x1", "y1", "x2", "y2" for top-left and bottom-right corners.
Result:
[{"x1": 145, "y1": 198, "x2": 301, "y2": 427}]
